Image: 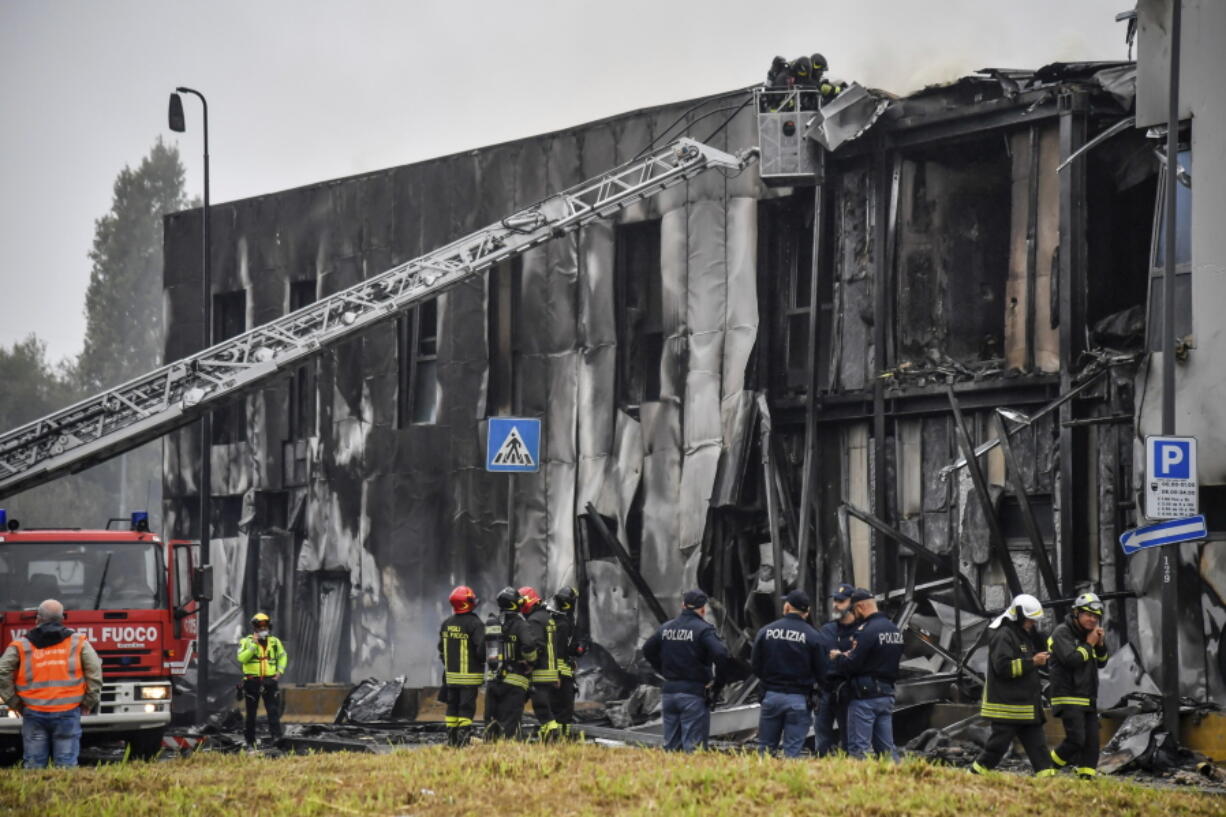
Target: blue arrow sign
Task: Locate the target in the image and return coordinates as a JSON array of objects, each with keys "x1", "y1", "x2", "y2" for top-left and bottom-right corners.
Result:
[{"x1": 1119, "y1": 515, "x2": 1208, "y2": 556}]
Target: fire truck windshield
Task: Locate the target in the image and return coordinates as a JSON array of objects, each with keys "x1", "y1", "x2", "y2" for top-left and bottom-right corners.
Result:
[{"x1": 0, "y1": 542, "x2": 163, "y2": 612}]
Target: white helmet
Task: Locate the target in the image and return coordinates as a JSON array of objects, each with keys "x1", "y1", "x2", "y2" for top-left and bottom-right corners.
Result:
[{"x1": 989, "y1": 593, "x2": 1045, "y2": 629}]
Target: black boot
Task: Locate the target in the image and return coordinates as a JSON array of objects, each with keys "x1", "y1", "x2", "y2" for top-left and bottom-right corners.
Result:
[
  {"x1": 445, "y1": 726, "x2": 459, "y2": 747},
  {"x1": 456, "y1": 726, "x2": 472, "y2": 747}
]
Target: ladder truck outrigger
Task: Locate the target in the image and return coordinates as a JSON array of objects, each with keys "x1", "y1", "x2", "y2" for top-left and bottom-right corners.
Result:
[{"x1": 0, "y1": 137, "x2": 753, "y2": 753}]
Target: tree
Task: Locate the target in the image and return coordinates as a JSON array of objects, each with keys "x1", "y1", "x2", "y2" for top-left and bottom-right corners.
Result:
[
  {"x1": 4, "y1": 140, "x2": 188, "y2": 529},
  {"x1": 78, "y1": 138, "x2": 187, "y2": 391}
]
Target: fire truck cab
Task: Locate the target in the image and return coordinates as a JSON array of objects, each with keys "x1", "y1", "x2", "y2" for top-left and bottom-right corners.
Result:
[{"x1": 0, "y1": 510, "x2": 198, "y2": 758}]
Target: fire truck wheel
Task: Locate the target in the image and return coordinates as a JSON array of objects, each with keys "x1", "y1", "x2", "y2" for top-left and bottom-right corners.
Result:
[{"x1": 127, "y1": 728, "x2": 166, "y2": 760}]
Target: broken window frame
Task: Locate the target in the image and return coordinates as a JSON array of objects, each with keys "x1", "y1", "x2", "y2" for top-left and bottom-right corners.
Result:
[
  {"x1": 486, "y1": 258, "x2": 521, "y2": 418},
  {"x1": 211, "y1": 290, "x2": 248, "y2": 444},
  {"x1": 614, "y1": 219, "x2": 664, "y2": 412},
  {"x1": 287, "y1": 279, "x2": 318, "y2": 441},
  {"x1": 761, "y1": 194, "x2": 816, "y2": 391},
  {"x1": 397, "y1": 298, "x2": 440, "y2": 427},
  {"x1": 1145, "y1": 146, "x2": 1192, "y2": 352}
]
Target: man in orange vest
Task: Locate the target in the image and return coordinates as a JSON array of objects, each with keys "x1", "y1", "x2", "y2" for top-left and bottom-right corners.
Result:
[{"x1": 0, "y1": 599, "x2": 102, "y2": 768}]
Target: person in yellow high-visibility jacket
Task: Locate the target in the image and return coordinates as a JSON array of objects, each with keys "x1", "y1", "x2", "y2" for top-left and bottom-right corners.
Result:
[{"x1": 236, "y1": 612, "x2": 288, "y2": 751}]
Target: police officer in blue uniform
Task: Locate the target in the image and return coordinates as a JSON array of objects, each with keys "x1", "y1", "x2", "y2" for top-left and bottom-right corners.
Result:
[
  {"x1": 751, "y1": 589, "x2": 825, "y2": 757},
  {"x1": 642, "y1": 589, "x2": 731, "y2": 752},
  {"x1": 814, "y1": 582, "x2": 857, "y2": 756},
  {"x1": 828, "y1": 588, "x2": 903, "y2": 760}
]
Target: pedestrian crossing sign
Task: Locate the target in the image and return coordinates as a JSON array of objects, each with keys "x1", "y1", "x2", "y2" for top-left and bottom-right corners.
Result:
[{"x1": 486, "y1": 417, "x2": 541, "y2": 473}]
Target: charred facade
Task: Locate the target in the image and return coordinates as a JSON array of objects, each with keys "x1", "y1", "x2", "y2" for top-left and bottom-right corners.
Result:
[{"x1": 162, "y1": 60, "x2": 1224, "y2": 706}]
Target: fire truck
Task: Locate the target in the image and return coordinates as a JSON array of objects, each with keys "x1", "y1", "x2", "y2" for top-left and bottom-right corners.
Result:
[{"x1": 0, "y1": 509, "x2": 199, "y2": 758}]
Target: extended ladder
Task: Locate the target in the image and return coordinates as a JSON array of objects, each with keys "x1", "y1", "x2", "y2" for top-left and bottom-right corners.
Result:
[{"x1": 0, "y1": 138, "x2": 750, "y2": 499}]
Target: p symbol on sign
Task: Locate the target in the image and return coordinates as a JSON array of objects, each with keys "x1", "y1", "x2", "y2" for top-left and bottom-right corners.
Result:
[{"x1": 1157, "y1": 441, "x2": 1190, "y2": 479}]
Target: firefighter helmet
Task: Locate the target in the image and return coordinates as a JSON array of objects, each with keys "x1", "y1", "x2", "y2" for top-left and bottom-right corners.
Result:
[
  {"x1": 810, "y1": 53, "x2": 829, "y2": 74},
  {"x1": 790, "y1": 55, "x2": 812, "y2": 83},
  {"x1": 1073, "y1": 591, "x2": 1105, "y2": 618},
  {"x1": 449, "y1": 585, "x2": 478, "y2": 614},
  {"x1": 496, "y1": 586, "x2": 522, "y2": 613},
  {"x1": 553, "y1": 586, "x2": 578, "y2": 612},
  {"x1": 989, "y1": 593, "x2": 1044, "y2": 629},
  {"x1": 518, "y1": 586, "x2": 542, "y2": 615},
  {"x1": 251, "y1": 612, "x2": 272, "y2": 630}
]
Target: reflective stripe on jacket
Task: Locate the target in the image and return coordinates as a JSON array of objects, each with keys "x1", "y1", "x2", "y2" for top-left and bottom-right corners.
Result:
[
  {"x1": 526, "y1": 608, "x2": 558, "y2": 684},
  {"x1": 14, "y1": 634, "x2": 86, "y2": 712},
  {"x1": 237, "y1": 635, "x2": 288, "y2": 678}
]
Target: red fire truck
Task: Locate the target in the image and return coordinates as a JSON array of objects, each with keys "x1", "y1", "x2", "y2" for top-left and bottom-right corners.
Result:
[{"x1": 0, "y1": 510, "x2": 198, "y2": 758}]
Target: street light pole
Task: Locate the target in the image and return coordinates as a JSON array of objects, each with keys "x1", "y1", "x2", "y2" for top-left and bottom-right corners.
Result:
[{"x1": 169, "y1": 87, "x2": 212, "y2": 726}]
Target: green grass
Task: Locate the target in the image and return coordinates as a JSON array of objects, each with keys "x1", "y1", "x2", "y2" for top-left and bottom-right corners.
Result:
[{"x1": 0, "y1": 743, "x2": 1220, "y2": 817}]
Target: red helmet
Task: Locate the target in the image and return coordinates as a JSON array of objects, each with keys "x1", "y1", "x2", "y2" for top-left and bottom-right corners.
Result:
[
  {"x1": 517, "y1": 586, "x2": 541, "y2": 615},
  {"x1": 449, "y1": 585, "x2": 478, "y2": 614}
]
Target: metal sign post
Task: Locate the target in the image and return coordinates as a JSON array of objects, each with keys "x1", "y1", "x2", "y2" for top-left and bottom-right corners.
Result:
[{"x1": 487, "y1": 418, "x2": 542, "y2": 586}]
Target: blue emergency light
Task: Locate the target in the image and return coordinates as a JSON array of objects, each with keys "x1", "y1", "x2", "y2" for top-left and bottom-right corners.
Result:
[
  {"x1": 131, "y1": 510, "x2": 149, "y2": 531},
  {"x1": 0, "y1": 509, "x2": 5, "y2": 528}
]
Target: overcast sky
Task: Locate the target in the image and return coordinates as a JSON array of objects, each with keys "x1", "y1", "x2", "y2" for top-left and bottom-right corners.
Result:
[{"x1": 1, "y1": 0, "x2": 1132, "y2": 364}]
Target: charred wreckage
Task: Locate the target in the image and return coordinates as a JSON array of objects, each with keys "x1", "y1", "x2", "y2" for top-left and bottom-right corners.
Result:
[{"x1": 128, "y1": 44, "x2": 1220, "y2": 770}]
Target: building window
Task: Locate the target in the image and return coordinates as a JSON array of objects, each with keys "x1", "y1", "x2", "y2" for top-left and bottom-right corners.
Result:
[
  {"x1": 615, "y1": 220, "x2": 663, "y2": 409},
  {"x1": 1146, "y1": 148, "x2": 1192, "y2": 351},
  {"x1": 487, "y1": 258, "x2": 520, "y2": 417},
  {"x1": 760, "y1": 195, "x2": 815, "y2": 390},
  {"x1": 287, "y1": 280, "x2": 317, "y2": 440},
  {"x1": 211, "y1": 290, "x2": 247, "y2": 444},
  {"x1": 398, "y1": 298, "x2": 440, "y2": 426}
]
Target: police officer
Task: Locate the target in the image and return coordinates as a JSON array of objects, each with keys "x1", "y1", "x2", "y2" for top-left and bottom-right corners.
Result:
[
  {"x1": 549, "y1": 586, "x2": 586, "y2": 739},
  {"x1": 484, "y1": 586, "x2": 539, "y2": 740},
  {"x1": 642, "y1": 589, "x2": 730, "y2": 752},
  {"x1": 237, "y1": 612, "x2": 288, "y2": 751},
  {"x1": 828, "y1": 589, "x2": 902, "y2": 760},
  {"x1": 751, "y1": 589, "x2": 825, "y2": 757},
  {"x1": 438, "y1": 585, "x2": 485, "y2": 747},
  {"x1": 519, "y1": 586, "x2": 562, "y2": 742},
  {"x1": 971, "y1": 593, "x2": 1055, "y2": 777},
  {"x1": 1048, "y1": 592, "x2": 1109, "y2": 778},
  {"x1": 814, "y1": 583, "x2": 857, "y2": 756}
]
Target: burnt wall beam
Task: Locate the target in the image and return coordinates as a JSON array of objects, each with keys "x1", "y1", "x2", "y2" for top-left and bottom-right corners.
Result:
[
  {"x1": 841, "y1": 501, "x2": 984, "y2": 615},
  {"x1": 582, "y1": 503, "x2": 669, "y2": 625},
  {"x1": 994, "y1": 413, "x2": 1061, "y2": 599},
  {"x1": 1057, "y1": 91, "x2": 1089, "y2": 596},
  {"x1": 1024, "y1": 125, "x2": 1041, "y2": 373},
  {"x1": 945, "y1": 386, "x2": 1024, "y2": 598},
  {"x1": 871, "y1": 147, "x2": 900, "y2": 591},
  {"x1": 806, "y1": 377, "x2": 1063, "y2": 425}
]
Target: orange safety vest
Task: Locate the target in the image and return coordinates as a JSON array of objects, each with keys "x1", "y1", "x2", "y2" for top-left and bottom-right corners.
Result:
[{"x1": 13, "y1": 634, "x2": 87, "y2": 713}]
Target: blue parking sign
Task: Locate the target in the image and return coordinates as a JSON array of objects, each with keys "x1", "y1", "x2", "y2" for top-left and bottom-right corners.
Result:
[
  {"x1": 1145, "y1": 435, "x2": 1198, "y2": 519},
  {"x1": 486, "y1": 418, "x2": 541, "y2": 473}
]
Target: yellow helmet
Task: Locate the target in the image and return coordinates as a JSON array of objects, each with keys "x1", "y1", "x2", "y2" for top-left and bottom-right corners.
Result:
[{"x1": 251, "y1": 612, "x2": 271, "y2": 627}]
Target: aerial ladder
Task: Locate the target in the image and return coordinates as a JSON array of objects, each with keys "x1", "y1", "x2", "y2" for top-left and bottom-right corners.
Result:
[{"x1": 0, "y1": 138, "x2": 752, "y2": 499}]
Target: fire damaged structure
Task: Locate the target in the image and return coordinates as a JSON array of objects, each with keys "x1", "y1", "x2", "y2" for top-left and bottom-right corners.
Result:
[{"x1": 160, "y1": 56, "x2": 1223, "y2": 716}]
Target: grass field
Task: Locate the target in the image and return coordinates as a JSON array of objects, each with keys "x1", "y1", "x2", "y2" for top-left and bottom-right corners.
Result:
[{"x1": 0, "y1": 743, "x2": 1220, "y2": 817}]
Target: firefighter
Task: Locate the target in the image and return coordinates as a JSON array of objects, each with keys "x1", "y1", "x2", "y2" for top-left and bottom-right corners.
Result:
[
  {"x1": 484, "y1": 586, "x2": 539, "y2": 740},
  {"x1": 0, "y1": 599, "x2": 102, "y2": 769},
  {"x1": 809, "y1": 53, "x2": 845, "y2": 103},
  {"x1": 549, "y1": 586, "x2": 586, "y2": 739},
  {"x1": 1048, "y1": 592, "x2": 1109, "y2": 778},
  {"x1": 751, "y1": 589, "x2": 825, "y2": 757},
  {"x1": 814, "y1": 582, "x2": 857, "y2": 756},
  {"x1": 438, "y1": 585, "x2": 485, "y2": 747},
  {"x1": 236, "y1": 612, "x2": 288, "y2": 751},
  {"x1": 971, "y1": 593, "x2": 1056, "y2": 777},
  {"x1": 519, "y1": 586, "x2": 562, "y2": 741},
  {"x1": 641, "y1": 589, "x2": 731, "y2": 752},
  {"x1": 828, "y1": 588, "x2": 903, "y2": 760}
]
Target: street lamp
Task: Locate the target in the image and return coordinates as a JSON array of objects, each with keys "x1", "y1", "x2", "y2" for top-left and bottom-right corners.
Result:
[{"x1": 169, "y1": 87, "x2": 212, "y2": 727}]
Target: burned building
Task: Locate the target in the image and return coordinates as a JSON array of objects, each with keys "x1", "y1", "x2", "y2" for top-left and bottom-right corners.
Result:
[{"x1": 161, "y1": 53, "x2": 1223, "y2": 708}]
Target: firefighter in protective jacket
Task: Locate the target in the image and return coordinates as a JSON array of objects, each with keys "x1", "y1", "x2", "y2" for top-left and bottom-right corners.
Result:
[
  {"x1": 237, "y1": 612, "x2": 288, "y2": 750},
  {"x1": 520, "y1": 586, "x2": 561, "y2": 741},
  {"x1": 438, "y1": 585, "x2": 485, "y2": 747},
  {"x1": 1048, "y1": 592, "x2": 1109, "y2": 778},
  {"x1": 549, "y1": 586, "x2": 586, "y2": 738},
  {"x1": 484, "y1": 586, "x2": 540, "y2": 740},
  {"x1": 971, "y1": 594, "x2": 1055, "y2": 776}
]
